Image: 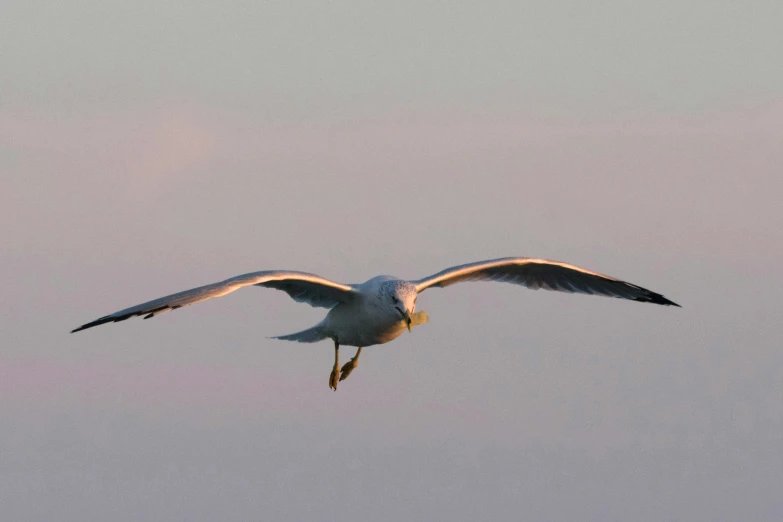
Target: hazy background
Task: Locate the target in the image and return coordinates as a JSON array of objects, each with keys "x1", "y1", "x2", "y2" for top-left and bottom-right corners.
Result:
[{"x1": 2, "y1": 1, "x2": 782, "y2": 520}]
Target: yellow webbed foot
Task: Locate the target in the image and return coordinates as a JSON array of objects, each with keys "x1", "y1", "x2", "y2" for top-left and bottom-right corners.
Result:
[
  {"x1": 329, "y1": 366, "x2": 339, "y2": 390},
  {"x1": 339, "y1": 347, "x2": 362, "y2": 382}
]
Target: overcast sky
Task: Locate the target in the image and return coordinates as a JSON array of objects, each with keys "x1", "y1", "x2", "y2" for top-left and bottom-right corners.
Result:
[{"x1": 2, "y1": 1, "x2": 783, "y2": 520}]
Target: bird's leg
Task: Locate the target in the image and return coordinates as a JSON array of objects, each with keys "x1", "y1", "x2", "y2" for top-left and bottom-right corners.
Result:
[
  {"x1": 339, "y1": 347, "x2": 362, "y2": 382},
  {"x1": 329, "y1": 340, "x2": 340, "y2": 391}
]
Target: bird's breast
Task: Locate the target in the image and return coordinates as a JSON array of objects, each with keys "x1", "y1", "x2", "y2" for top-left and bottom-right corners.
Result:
[{"x1": 323, "y1": 300, "x2": 407, "y2": 347}]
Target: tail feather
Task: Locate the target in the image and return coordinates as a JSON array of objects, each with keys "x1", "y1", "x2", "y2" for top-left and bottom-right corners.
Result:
[{"x1": 271, "y1": 325, "x2": 328, "y2": 343}]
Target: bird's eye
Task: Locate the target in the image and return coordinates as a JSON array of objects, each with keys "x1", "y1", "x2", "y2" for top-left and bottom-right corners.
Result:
[{"x1": 391, "y1": 296, "x2": 398, "y2": 303}]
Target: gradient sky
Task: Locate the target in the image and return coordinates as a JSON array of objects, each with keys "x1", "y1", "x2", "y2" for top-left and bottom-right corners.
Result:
[{"x1": 2, "y1": 2, "x2": 783, "y2": 521}]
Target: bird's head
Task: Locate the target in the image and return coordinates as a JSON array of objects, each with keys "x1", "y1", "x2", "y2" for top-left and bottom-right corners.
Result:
[{"x1": 380, "y1": 280, "x2": 418, "y2": 331}]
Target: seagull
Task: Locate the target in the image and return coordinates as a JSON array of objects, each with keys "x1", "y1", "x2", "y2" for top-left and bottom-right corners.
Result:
[{"x1": 72, "y1": 257, "x2": 680, "y2": 390}]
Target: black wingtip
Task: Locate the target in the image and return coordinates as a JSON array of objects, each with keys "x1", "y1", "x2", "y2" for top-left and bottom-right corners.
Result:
[
  {"x1": 70, "y1": 316, "x2": 113, "y2": 333},
  {"x1": 635, "y1": 293, "x2": 681, "y2": 307},
  {"x1": 654, "y1": 294, "x2": 681, "y2": 307},
  {"x1": 71, "y1": 323, "x2": 96, "y2": 333},
  {"x1": 71, "y1": 306, "x2": 175, "y2": 333},
  {"x1": 70, "y1": 312, "x2": 137, "y2": 333}
]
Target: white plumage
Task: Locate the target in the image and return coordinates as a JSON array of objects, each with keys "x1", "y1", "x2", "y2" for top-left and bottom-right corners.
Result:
[{"x1": 72, "y1": 257, "x2": 679, "y2": 389}]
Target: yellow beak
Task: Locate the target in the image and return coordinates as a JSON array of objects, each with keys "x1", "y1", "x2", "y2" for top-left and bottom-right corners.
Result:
[{"x1": 404, "y1": 311, "x2": 412, "y2": 332}]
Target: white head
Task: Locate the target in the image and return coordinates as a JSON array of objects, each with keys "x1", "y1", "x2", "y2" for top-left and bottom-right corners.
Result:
[{"x1": 379, "y1": 280, "x2": 418, "y2": 331}]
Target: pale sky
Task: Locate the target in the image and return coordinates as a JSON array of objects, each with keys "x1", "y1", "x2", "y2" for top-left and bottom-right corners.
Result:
[{"x1": 2, "y1": 2, "x2": 783, "y2": 521}]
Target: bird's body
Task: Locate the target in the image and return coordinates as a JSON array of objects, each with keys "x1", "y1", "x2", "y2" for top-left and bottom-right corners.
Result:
[
  {"x1": 320, "y1": 297, "x2": 409, "y2": 347},
  {"x1": 284, "y1": 276, "x2": 413, "y2": 348},
  {"x1": 72, "y1": 257, "x2": 680, "y2": 390}
]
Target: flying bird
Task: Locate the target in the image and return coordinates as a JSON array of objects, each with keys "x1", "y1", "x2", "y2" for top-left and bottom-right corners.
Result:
[{"x1": 72, "y1": 257, "x2": 680, "y2": 390}]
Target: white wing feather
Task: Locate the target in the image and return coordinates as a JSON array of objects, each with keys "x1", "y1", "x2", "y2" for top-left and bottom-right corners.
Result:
[
  {"x1": 413, "y1": 257, "x2": 679, "y2": 306},
  {"x1": 72, "y1": 271, "x2": 357, "y2": 332}
]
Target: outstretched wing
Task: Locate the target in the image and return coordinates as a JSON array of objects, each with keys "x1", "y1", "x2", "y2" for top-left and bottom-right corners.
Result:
[
  {"x1": 72, "y1": 271, "x2": 358, "y2": 333},
  {"x1": 413, "y1": 257, "x2": 679, "y2": 306}
]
